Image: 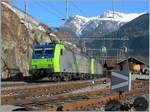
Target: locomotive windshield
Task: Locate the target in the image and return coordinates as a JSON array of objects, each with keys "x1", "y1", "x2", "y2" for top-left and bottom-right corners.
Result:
[
  {"x1": 33, "y1": 49, "x2": 54, "y2": 55},
  {"x1": 45, "y1": 48, "x2": 54, "y2": 55},
  {"x1": 32, "y1": 44, "x2": 56, "y2": 59},
  {"x1": 34, "y1": 49, "x2": 43, "y2": 55}
]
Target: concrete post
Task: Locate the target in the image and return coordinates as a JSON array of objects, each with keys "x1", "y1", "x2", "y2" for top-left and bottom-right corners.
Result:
[{"x1": 128, "y1": 72, "x2": 132, "y2": 91}]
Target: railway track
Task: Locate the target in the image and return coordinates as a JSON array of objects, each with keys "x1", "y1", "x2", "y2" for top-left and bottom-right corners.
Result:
[
  {"x1": 2, "y1": 78, "x2": 109, "y2": 105},
  {"x1": 2, "y1": 78, "x2": 108, "y2": 91},
  {"x1": 62, "y1": 84, "x2": 149, "y2": 111},
  {"x1": 1, "y1": 79, "x2": 148, "y2": 111}
]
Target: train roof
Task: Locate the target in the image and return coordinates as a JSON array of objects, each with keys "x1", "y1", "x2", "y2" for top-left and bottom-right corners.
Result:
[
  {"x1": 33, "y1": 42, "x2": 95, "y2": 60},
  {"x1": 118, "y1": 57, "x2": 145, "y2": 65},
  {"x1": 34, "y1": 43, "x2": 56, "y2": 49}
]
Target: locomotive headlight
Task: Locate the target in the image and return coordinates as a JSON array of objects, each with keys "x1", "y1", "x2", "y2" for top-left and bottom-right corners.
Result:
[{"x1": 32, "y1": 65, "x2": 37, "y2": 69}]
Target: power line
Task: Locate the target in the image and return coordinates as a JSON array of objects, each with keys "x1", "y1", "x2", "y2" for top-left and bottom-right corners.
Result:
[
  {"x1": 46, "y1": 18, "x2": 66, "y2": 22},
  {"x1": 42, "y1": 1, "x2": 65, "y2": 17},
  {"x1": 28, "y1": 3, "x2": 65, "y2": 27},
  {"x1": 70, "y1": 1, "x2": 85, "y2": 15},
  {"x1": 35, "y1": 1, "x2": 64, "y2": 19},
  {"x1": 61, "y1": 37, "x2": 129, "y2": 41}
]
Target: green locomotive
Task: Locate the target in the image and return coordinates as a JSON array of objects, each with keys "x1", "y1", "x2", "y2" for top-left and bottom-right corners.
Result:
[{"x1": 31, "y1": 42, "x2": 103, "y2": 81}]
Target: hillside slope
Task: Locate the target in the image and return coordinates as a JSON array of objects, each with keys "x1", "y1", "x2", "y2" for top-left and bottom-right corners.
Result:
[
  {"x1": 87, "y1": 13, "x2": 149, "y2": 64},
  {"x1": 1, "y1": 2, "x2": 79, "y2": 78},
  {"x1": 117, "y1": 13, "x2": 149, "y2": 57},
  {"x1": 1, "y1": 2, "x2": 58, "y2": 78}
]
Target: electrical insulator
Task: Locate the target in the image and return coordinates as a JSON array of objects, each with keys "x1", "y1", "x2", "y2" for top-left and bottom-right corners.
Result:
[
  {"x1": 101, "y1": 46, "x2": 107, "y2": 53},
  {"x1": 83, "y1": 47, "x2": 86, "y2": 52},
  {"x1": 122, "y1": 46, "x2": 127, "y2": 53}
]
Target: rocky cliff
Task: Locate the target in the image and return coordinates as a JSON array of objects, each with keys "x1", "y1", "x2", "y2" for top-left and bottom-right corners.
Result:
[
  {"x1": 1, "y1": 2, "x2": 77, "y2": 79},
  {"x1": 1, "y1": 2, "x2": 58, "y2": 78}
]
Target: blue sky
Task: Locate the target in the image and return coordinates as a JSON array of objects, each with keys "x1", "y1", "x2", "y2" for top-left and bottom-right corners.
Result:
[{"x1": 12, "y1": 0, "x2": 148, "y2": 27}]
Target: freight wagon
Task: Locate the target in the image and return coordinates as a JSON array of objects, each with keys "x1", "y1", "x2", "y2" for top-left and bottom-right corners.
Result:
[{"x1": 30, "y1": 42, "x2": 103, "y2": 81}]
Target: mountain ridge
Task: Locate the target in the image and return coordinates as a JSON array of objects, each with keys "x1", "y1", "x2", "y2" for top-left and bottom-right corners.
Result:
[
  {"x1": 84, "y1": 13, "x2": 149, "y2": 62},
  {"x1": 59, "y1": 11, "x2": 144, "y2": 37}
]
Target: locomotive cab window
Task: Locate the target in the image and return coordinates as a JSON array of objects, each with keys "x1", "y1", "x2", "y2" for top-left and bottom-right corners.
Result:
[
  {"x1": 45, "y1": 49, "x2": 54, "y2": 54},
  {"x1": 34, "y1": 49, "x2": 43, "y2": 55}
]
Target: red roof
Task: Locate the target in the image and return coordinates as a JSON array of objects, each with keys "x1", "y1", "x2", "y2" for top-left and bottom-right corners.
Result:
[{"x1": 104, "y1": 60, "x2": 118, "y2": 69}]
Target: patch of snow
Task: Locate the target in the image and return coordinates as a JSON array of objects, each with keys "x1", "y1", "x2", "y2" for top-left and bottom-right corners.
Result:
[
  {"x1": 99, "y1": 11, "x2": 144, "y2": 22},
  {"x1": 62, "y1": 10, "x2": 144, "y2": 36}
]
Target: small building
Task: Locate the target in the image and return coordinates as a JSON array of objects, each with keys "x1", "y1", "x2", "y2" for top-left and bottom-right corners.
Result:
[
  {"x1": 117, "y1": 57, "x2": 145, "y2": 74},
  {"x1": 103, "y1": 60, "x2": 118, "y2": 70},
  {"x1": 103, "y1": 60, "x2": 119, "y2": 78}
]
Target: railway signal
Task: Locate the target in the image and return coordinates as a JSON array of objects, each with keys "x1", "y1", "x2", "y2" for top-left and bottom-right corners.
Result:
[{"x1": 111, "y1": 71, "x2": 132, "y2": 92}]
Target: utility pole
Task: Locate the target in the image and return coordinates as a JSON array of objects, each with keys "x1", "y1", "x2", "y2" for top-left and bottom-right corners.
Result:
[
  {"x1": 65, "y1": 0, "x2": 68, "y2": 21},
  {"x1": 24, "y1": 0, "x2": 27, "y2": 23},
  {"x1": 112, "y1": 0, "x2": 115, "y2": 18},
  {"x1": 0, "y1": 0, "x2": 2, "y2": 86},
  {"x1": 24, "y1": 0, "x2": 30, "y2": 76}
]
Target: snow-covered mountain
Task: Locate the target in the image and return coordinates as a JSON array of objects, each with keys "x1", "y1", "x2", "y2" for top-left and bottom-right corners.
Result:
[{"x1": 60, "y1": 11, "x2": 143, "y2": 37}]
